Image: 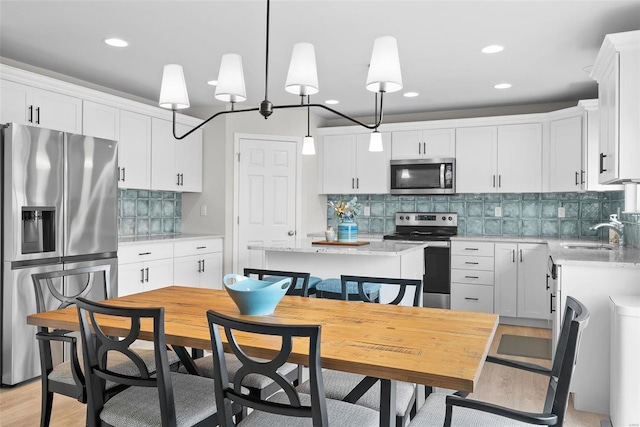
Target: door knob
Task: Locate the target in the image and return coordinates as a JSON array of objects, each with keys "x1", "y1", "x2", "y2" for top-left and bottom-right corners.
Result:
[{"x1": 287, "y1": 230, "x2": 295, "y2": 236}]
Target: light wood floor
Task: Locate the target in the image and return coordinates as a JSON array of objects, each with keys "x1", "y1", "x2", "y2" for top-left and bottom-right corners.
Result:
[{"x1": 0, "y1": 325, "x2": 608, "y2": 426}]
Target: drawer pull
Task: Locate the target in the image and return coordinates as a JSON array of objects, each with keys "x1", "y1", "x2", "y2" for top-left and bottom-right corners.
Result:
[
  {"x1": 196, "y1": 246, "x2": 207, "y2": 249},
  {"x1": 464, "y1": 275, "x2": 479, "y2": 279},
  {"x1": 464, "y1": 248, "x2": 479, "y2": 251},
  {"x1": 464, "y1": 297, "x2": 479, "y2": 301},
  {"x1": 139, "y1": 252, "x2": 152, "y2": 256},
  {"x1": 464, "y1": 262, "x2": 479, "y2": 265}
]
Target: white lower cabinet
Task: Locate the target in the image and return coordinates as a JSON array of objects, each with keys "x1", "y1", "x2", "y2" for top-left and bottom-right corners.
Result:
[
  {"x1": 173, "y1": 238, "x2": 223, "y2": 289},
  {"x1": 117, "y1": 241, "x2": 174, "y2": 297},
  {"x1": 451, "y1": 241, "x2": 495, "y2": 314},
  {"x1": 494, "y1": 242, "x2": 549, "y2": 320}
]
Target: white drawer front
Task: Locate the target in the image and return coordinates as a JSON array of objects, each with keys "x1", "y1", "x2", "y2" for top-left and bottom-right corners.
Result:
[
  {"x1": 451, "y1": 283, "x2": 494, "y2": 313},
  {"x1": 118, "y1": 241, "x2": 174, "y2": 263},
  {"x1": 451, "y1": 255, "x2": 494, "y2": 271},
  {"x1": 174, "y1": 238, "x2": 223, "y2": 257},
  {"x1": 451, "y1": 241, "x2": 494, "y2": 257},
  {"x1": 451, "y1": 269, "x2": 494, "y2": 286}
]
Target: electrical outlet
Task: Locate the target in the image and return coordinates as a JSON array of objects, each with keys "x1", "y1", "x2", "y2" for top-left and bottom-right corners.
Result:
[
  {"x1": 363, "y1": 206, "x2": 371, "y2": 217},
  {"x1": 494, "y1": 207, "x2": 502, "y2": 217},
  {"x1": 200, "y1": 205, "x2": 207, "y2": 216},
  {"x1": 558, "y1": 207, "x2": 565, "y2": 218}
]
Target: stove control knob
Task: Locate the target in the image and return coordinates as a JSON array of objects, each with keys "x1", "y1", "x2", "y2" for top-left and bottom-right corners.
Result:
[
  {"x1": 399, "y1": 216, "x2": 404, "y2": 221},
  {"x1": 448, "y1": 216, "x2": 453, "y2": 221},
  {"x1": 441, "y1": 216, "x2": 446, "y2": 221}
]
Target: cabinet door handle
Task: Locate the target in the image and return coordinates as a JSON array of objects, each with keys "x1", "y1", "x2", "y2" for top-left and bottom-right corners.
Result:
[
  {"x1": 197, "y1": 260, "x2": 202, "y2": 273},
  {"x1": 138, "y1": 252, "x2": 151, "y2": 256},
  {"x1": 122, "y1": 167, "x2": 126, "y2": 182},
  {"x1": 465, "y1": 297, "x2": 479, "y2": 301},
  {"x1": 512, "y1": 249, "x2": 515, "y2": 263},
  {"x1": 575, "y1": 171, "x2": 579, "y2": 186},
  {"x1": 520, "y1": 249, "x2": 523, "y2": 263},
  {"x1": 196, "y1": 246, "x2": 207, "y2": 249},
  {"x1": 599, "y1": 153, "x2": 607, "y2": 173},
  {"x1": 464, "y1": 248, "x2": 479, "y2": 251},
  {"x1": 550, "y1": 293, "x2": 556, "y2": 313},
  {"x1": 352, "y1": 178, "x2": 355, "y2": 189},
  {"x1": 464, "y1": 275, "x2": 479, "y2": 279},
  {"x1": 201, "y1": 259, "x2": 205, "y2": 272},
  {"x1": 498, "y1": 175, "x2": 502, "y2": 188},
  {"x1": 140, "y1": 268, "x2": 145, "y2": 284},
  {"x1": 35, "y1": 107, "x2": 40, "y2": 125},
  {"x1": 28, "y1": 105, "x2": 33, "y2": 123},
  {"x1": 117, "y1": 167, "x2": 121, "y2": 182},
  {"x1": 181, "y1": 173, "x2": 184, "y2": 186},
  {"x1": 418, "y1": 142, "x2": 421, "y2": 155},
  {"x1": 546, "y1": 273, "x2": 550, "y2": 290},
  {"x1": 356, "y1": 178, "x2": 359, "y2": 189},
  {"x1": 145, "y1": 267, "x2": 149, "y2": 282},
  {"x1": 423, "y1": 142, "x2": 426, "y2": 154},
  {"x1": 581, "y1": 170, "x2": 585, "y2": 184},
  {"x1": 492, "y1": 175, "x2": 496, "y2": 188},
  {"x1": 464, "y1": 261, "x2": 479, "y2": 265},
  {"x1": 177, "y1": 173, "x2": 181, "y2": 185}
]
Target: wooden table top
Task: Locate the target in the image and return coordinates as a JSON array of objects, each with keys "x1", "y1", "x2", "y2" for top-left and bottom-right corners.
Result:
[{"x1": 27, "y1": 286, "x2": 498, "y2": 392}]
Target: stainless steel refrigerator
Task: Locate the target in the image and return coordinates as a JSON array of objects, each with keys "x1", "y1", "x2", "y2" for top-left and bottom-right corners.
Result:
[{"x1": 1, "y1": 122, "x2": 118, "y2": 385}]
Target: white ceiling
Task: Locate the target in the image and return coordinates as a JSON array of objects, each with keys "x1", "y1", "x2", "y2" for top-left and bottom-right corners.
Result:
[{"x1": 1, "y1": 1, "x2": 639, "y2": 120}]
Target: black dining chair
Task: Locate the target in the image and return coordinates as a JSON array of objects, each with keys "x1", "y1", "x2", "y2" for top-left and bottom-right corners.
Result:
[
  {"x1": 31, "y1": 265, "x2": 179, "y2": 427},
  {"x1": 408, "y1": 295, "x2": 590, "y2": 426},
  {"x1": 207, "y1": 309, "x2": 380, "y2": 427},
  {"x1": 244, "y1": 267, "x2": 322, "y2": 297},
  {"x1": 76, "y1": 297, "x2": 221, "y2": 427},
  {"x1": 299, "y1": 275, "x2": 423, "y2": 426},
  {"x1": 179, "y1": 268, "x2": 305, "y2": 404}
]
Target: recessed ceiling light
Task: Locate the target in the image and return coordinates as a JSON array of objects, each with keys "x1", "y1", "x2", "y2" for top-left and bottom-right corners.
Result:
[
  {"x1": 104, "y1": 38, "x2": 128, "y2": 48},
  {"x1": 207, "y1": 80, "x2": 218, "y2": 86},
  {"x1": 325, "y1": 100, "x2": 339, "y2": 105},
  {"x1": 403, "y1": 92, "x2": 419, "y2": 98},
  {"x1": 494, "y1": 83, "x2": 512, "y2": 89},
  {"x1": 482, "y1": 45, "x2": 504, "y2": 54}
]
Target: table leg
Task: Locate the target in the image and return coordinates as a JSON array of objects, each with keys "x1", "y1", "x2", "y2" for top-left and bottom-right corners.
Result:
[
  {"x1": 380, "y1": 379, "x2": 397, "y2": 427},
  {"x1": 172, "y1": 345, "x2": 201, "y2": 376}
]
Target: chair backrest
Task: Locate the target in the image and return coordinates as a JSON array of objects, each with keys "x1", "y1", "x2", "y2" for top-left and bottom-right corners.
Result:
[
  {"x1": 76, "y1": 297, "x2": 176, "y2": 427},
  {"x1": 243, "y1": 268, "x2": 312, "y2": 297},
  {"x1": 340, "y1": 275, "x2": 423, "y2": 306},
  {"x1": 32, "y1": 265, "x2": 111, "y2": 314},
  {"x1": 545, "y1": 296, "x2": 590, "y2": 424},
  {"x1": 207, "y1": 309, "x2": 327, "y2": 427}
]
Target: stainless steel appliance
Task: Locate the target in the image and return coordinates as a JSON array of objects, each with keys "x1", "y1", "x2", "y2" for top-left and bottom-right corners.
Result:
[
  {"x1": 1, "y1": 123, "x2": 118, "y2": 385},
  {"x1": 383, "y1": 212, "x2": 457, "y2": 308},
  {"x1": 390, "y1": 158, "x2": 455, "y2": 195}
]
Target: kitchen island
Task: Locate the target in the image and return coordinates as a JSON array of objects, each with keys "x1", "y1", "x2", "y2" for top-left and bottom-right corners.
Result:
[{"x1": 248, "y1": 239, "x2": 427, "y2": 304}]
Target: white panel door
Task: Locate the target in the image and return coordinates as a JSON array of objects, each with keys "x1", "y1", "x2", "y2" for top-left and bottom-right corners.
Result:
[
  {"x1": 455, "y1": 126, "x2": 497, "y2": 193},
  {"x1": 32, "y1": 87, "x2": 82, "y2": 133},
  {"x1": 118, "y1": 262, "x2": 145, "y2": 297},
  {"x1": 175, "y1": 124, "x2": 202, "y2": 192},
  {"x1": 355, "y1": 133, "x2": 390, "y2": 193},
  {"x1": 119, "y1": 110, "x2": 152, "y2": 189},
  {"x1": 494, "y1": 243, "x2": 518, "y2": 317},
  {"x1": 391, "y1": 130, "x2": 422, "y2": 159},
  {"x1": 424, "y1": 128, "x2": 456, "y2": 158},
  {"x1": 173, "y1": 255, "x2": 201, "y2": 287},
  {"x1": 151, "y1": 118, "x2": 178, "y2": 191},
  {"x1": 517, "y1": 243, "x2": 550, "y2": 320},
  {"x1": 497, "y1": 123, "x2": 542, "y2": 193},
  {"x1": 321, "y1": 134, "x2": 356, "y2": 193},
  {"x1": 0, "y1": 79, "x2": 30, "y2": 124},
  {"x1": 237, "y1": 137, "x2": 297, "y2": 272},
  {"x1": 82, "y1": 101, "x2": 119, "y2": 140},
  {"x1": 549, "y1": 116, "x2": 583, "y2": 192}
]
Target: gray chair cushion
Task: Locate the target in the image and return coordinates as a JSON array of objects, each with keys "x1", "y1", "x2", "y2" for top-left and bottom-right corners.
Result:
[
  {"x1": 410, "y1": 392, "x2": 539, "y2": 426},
  {"x1": 315, "y1": 279, "x2": 381, "y2": 299},
  {"x1": 264, "y1": 275, "x2": 322, "y2": 290},
  {"x1": 100, "y1": 372, "x2": 217, "y2": 427},
  {"x1": 179, "y1": 353, "x2": 298, "y2": 390},
  {"x1": 49, "y1": 348, "x2": 180, "y2": 388},
  {"x1": 238, "y1": 390, "x2": 379, "y2": 427},
  {"x1": 297, "y1": 369, "x2": 415, "y2": 417}
]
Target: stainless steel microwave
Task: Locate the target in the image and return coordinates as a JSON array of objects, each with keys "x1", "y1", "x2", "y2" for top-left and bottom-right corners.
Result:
[{"x1": 390, "y1": 158, "x2": 455, "y2": 195}]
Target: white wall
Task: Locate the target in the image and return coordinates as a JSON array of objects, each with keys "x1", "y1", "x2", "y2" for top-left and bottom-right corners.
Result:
[{"x1": 182, "y1": 105, "x2": 326, "y2": 275}]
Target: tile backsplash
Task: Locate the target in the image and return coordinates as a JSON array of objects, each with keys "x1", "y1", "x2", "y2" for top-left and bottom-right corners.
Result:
[
  {"x1": 327, "y1": 192, "x2": 640, "y2": 247},
  {"x1": 118, "y1": 190, "x2": 182, "y2": 236}
]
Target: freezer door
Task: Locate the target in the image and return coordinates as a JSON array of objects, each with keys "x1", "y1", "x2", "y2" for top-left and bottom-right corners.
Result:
[
  {"x1": 64, "y1": 133, "x2": 118, "y2": 256},
  {"x1": 2, "y1": 123, "x2": 64, "y2": 261}
]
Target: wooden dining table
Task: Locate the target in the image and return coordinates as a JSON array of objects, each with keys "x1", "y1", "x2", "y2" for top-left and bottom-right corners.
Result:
[{"x1": 27, "y1": 285, "x2": 498, "y2": 427}]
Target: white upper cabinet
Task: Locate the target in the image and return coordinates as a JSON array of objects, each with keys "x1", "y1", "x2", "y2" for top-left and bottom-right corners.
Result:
[
  {"x1": 549, "y1": 115, "x2": 583, "y2": 192},
  {"x1": 151, "y1": 118, "x2": 203, "y2": 192},
  {"x1": 0, "y1": 79, "x2": 82, "y2": 133},
  {"x1": 320, "y1": 132, "x2": 390, "y2": 194},
  {"x1": 456, "y1": 123, "x2": 542, "y2": 193},
  {"x1": 591, "y1": 31, "x2": 640, "y2": 184},
  {"x1": 119, "y1": 110, "x2": 152, "y2": 190},
  {"x1": 82, "y1": 100, "x2": 119, "y2": 140},
  {"x1": 391, "y1": 128, "x2": 455, "y2": 160}
]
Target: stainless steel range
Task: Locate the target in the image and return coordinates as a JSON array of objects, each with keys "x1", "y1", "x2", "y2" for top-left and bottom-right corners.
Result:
[{"x1": 383, "y1": 212, "x2": 457, "y2": 309}]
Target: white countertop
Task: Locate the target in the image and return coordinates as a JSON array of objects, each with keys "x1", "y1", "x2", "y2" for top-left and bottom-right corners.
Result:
[
  {"x1": 248, "y1": 238, "x2": 428, "y2": 257},
  {"x1": 119, "y1": 233, "x2": 223, "y2": 246},
  {"x1": 453, "y1": 234, "x2": 640, "y2": 268}
]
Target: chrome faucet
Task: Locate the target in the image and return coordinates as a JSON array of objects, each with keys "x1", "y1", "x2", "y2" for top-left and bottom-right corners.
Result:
[{"x1": 590, "y1": 214, "x2": 624, "y2": 246}]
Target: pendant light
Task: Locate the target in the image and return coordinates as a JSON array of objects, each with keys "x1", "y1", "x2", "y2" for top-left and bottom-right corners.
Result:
[{"x1": 158, "y1": 0, "x2": 402, "y2": 149}]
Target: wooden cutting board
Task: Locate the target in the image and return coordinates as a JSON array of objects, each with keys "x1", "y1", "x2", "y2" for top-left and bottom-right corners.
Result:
[{"x1": 311, "y1": 241, "x2": 370, "y2": 246}]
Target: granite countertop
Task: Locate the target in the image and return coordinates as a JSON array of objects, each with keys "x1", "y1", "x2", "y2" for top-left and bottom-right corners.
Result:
[
  {"x1": 119, "y1": 233, "x2": 223, "y2": 245},
  {"x1": 453, "y1": 234, "x2": 640, "y2": 268},
  {"x1": 248, "y1": 238, "x2": 428, "y2": 257}
]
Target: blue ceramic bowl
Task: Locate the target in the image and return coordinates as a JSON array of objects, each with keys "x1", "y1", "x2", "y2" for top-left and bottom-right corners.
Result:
[{"x1": 223, "y1": 274, "x2": 292, "y2": 315}]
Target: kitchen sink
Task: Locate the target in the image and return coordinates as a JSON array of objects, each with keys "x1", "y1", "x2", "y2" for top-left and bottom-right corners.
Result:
[{"x1": 561, "y1": 242, "x2": 616, "y2": 250}]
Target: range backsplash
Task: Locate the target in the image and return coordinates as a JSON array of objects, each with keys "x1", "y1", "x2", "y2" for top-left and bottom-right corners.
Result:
[
  {"x1": 327, "y1": 192, "x2": 640, "y2": 248},
  {"x1": 118, "y1": 189, "x2": 182, "y2": 237}
]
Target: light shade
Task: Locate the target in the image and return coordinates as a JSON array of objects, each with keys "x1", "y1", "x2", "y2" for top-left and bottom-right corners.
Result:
[
  {"x1": 215, "y1": 54, "x2": 247, "y2": 103},
  {"x1": 366, "y1": 36, "x2": 402, "y2": 93},
  {"x1": 159, "y1": 64, "x2": 190, "y2": 109},
  {"x1": 369, "y1": 131, "x2": 383, "y2": 152},
  {"x1": 302, "y1": 136, "x2": 316, "y2": 155},
  {"x1": 285, "y1": 43, "x2": 319, "y2": 96}
]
